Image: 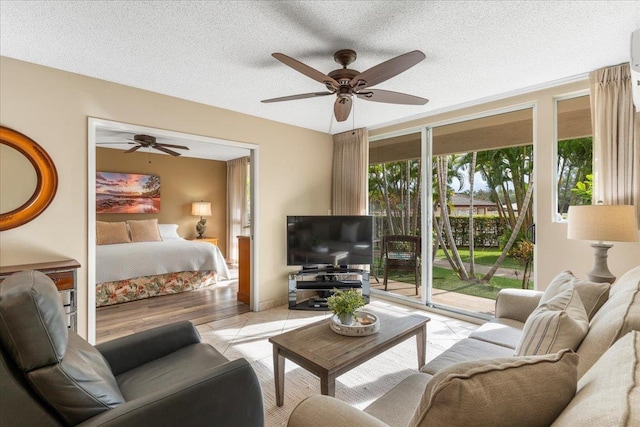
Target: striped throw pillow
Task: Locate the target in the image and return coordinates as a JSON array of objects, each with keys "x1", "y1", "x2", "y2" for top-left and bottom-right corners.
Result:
[{"x1": 515, "y1": 287, "x2": 589, "y2": 356}]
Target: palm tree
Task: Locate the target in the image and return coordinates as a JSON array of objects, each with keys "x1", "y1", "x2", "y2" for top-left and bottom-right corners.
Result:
[{"x1": 436, "y1": 155, "x2": 469, "y2": 280}]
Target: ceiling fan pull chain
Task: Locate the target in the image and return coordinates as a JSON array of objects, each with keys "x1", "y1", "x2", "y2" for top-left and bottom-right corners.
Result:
[{"x1": 352, "y1": 99, "x2": 356, "y2": 132}]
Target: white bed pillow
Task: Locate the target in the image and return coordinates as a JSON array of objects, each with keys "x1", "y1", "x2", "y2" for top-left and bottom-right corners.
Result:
[{"x1": 158, "y1": 223, "x2": 182, "y2": 240}]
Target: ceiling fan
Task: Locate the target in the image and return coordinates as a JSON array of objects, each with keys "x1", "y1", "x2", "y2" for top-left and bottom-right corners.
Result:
[
  {"x1": 97, "y1": 134, "x2": 189, "y2": 157},
  {"x1": 261, "y1": 49, "x2": 429, "y2": 122}
]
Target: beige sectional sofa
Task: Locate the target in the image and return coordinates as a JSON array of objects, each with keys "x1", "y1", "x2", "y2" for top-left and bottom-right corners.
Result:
[{"x1": 288, "y1": 265, "x2": 640, "y2": 427}]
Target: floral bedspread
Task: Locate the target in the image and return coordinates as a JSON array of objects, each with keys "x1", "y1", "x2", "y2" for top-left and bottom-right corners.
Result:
[{"x1": 96, "y1": 270, "x2": 217, "y2": 307}]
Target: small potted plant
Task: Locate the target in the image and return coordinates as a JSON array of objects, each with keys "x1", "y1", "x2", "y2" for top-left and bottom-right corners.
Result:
[{"x1": 327, "y1": 288, "x2": 366, "y2": 325}]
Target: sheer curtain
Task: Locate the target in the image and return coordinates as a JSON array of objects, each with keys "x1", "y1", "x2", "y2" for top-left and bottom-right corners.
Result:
[
  {"x1": 589, "y1": 63, "x2": 640, "y2": 225},
  {"x1": 227, "y1": 156, "x2": 249, "y2": 264},
  {"x1": 332, "y1": 128, "x2": 369, "y2": 215}
]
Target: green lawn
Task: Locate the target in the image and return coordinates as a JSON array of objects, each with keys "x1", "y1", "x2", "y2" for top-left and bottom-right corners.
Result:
[
  {"x1": 435, "y1": 248, "x2": 524, "y2": 270},
  {"x1": 375, "y1": 248, "x2": 532, "y2": 300}
]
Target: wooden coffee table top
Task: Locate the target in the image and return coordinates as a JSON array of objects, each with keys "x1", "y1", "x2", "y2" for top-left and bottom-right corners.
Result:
[{"x1": 269, "y1": 306, "x2": 430, "y2": 376}]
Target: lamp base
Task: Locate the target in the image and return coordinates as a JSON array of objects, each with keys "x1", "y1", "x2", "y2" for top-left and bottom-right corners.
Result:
[
  {"x1": 586, "y1": 243, "x2": 616, "y2": 284},
  {"x1": 196, "y1": 217, "x2": 207, "y2": 239}
]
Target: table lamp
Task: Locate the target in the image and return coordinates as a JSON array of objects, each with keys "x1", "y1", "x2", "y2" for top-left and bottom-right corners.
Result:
[
  {"x1": 567, "y1": 204, "x2": 638, "y2": 283},
  {"x1": 191, "y1": 201, "x2": 212, "y2": 239}
]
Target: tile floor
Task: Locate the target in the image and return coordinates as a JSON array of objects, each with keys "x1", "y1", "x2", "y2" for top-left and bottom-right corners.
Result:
[{"x1": 195, "y1": 297, "x2": 479, "y2": 364}]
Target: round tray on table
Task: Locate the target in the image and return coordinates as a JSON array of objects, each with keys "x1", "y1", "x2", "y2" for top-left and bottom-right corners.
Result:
[{"x1": 329, "y1": 311, "x2": 380, "y2": 336}]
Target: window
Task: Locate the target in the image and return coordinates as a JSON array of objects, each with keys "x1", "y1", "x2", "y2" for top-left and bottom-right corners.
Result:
[{"x1": 555, "y1": 95, "x2": 593, "y2": 220}]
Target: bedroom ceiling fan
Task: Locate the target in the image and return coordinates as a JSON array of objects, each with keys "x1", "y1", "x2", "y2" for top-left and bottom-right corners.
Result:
[
  {"x1": 97, "y1": 134, "x2": 190, "y2": 157},
  {"x1": 261, "y1": 49, "x2": 429, "y2": 122}
]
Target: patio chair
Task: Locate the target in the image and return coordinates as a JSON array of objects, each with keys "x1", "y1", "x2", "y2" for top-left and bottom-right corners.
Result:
[{"x1": 382, "y1": 235, "x2": 421, "y2": 295}]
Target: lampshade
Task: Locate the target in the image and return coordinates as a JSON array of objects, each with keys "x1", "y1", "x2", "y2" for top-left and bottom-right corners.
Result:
[
  {"x1": 191, "y1": 201, "x2": 212, "y2": 217},
  {"x1": 567, "y1": 205, "x2": 638, "y2": 242}
]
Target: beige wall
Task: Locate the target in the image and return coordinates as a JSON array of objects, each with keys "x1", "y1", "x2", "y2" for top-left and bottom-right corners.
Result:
[
  {"x1": 0, "y1": 57, "x2": 334, "y2": 338},
  {"x1": 370, "y1": 81, "x2": 640, "y2": 289},
  {"x1": 96, "y1": 147, "x2": 227, "y2": 254}
]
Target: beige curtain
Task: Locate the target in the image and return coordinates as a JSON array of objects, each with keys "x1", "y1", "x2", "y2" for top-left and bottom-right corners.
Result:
[
  {"x1": 227, "y1": 156, "x2": 249, "y2": 264},
  {"x1": 332, "y1": 128, "x2": 369, "y2": 215},
  {"x1": 589, "y1": 63, "x2": 640, "y2": 226}
]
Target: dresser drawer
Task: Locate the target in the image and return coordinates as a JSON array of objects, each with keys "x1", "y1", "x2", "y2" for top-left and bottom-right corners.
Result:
[{"x1": 47, "y1": 271, "x2": 75, "y2": 291}]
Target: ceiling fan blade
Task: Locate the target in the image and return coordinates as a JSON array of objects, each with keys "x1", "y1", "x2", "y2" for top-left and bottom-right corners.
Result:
[
  {"x1": 356, "y1": 89, "x2": 429, "y2": 105},
  {"x1": 156, "y1": 142, "x2": 189, "y2": 150},
  {"x1": 334, "y1": 97, "x2": 353, "y2": 122},
  {"x1": 153, "y1": 145, "x2": 181, "y2": 156},
  {"x1": 96, "y1": 142, "x2": 130, "y2": 145},
  {"x1": 350, "y1": 50, "x2": 425, "y2": 90},
  {"x1": 125, "y1": 145, "x2": 141, "y2": 153},
  {"x1": 272, "y1": 53, "x2": 340, "y2": 89},
  {"x1": 261, "y1": 92, "x2": 333, "y2": 103}
]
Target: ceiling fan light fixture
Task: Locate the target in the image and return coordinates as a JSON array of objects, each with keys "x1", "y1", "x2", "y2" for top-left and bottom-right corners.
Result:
[{"x1": 262, "y1": 49, "x2": 427, "y2": 123}]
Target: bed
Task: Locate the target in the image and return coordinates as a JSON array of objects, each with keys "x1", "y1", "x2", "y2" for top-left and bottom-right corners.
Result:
[{"x1": 96, "y1": 238, "x2": 231, "y2": 307}]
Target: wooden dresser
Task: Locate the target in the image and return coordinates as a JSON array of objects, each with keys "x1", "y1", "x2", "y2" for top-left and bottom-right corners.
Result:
[
  {"x1": 237, "y1": 236, "x2": 250, "y2": 304},
  {"x1": 0, "y1": 259, "x2": 80, "y2": 331}
]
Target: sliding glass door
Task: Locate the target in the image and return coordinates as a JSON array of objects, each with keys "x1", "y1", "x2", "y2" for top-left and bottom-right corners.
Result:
[
  {"x1": 369, "y1": 107, "x2": 535, "y2": 318},
  {"x1": 368, "y1": 131, "x2": 423, "y2": 299}
]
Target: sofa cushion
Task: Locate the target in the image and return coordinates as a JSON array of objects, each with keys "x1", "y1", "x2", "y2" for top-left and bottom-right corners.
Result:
[
  {"x1": 364, "y1": 373, "x2": 433, "y2": 427},
  {"x1": 420, "y1": 337, "x2": 514, "y2": 375},
  {"x1": 552, "y1": 331, "x2": 639, "y2": 426},
  {"x1": 515, "y1": 287, "x2": 588, "y2": 356},
  {"x1": 576, "y1": 265, "x2": 640, "y2": 377},
  {"x1": 541, "y1": 270, "x2": 610, "y2": 320},
  {"x1": 128, "y1": 219, "x2": 162, "y2": 242},
  {"x1": 418, "y1": 350, "x2": 578, "y2": 427},
  {"x1": 468, "y1": 318, "x2": 524, "y2": 349},
  {"x1": 97, "y1": 221, "x2": 131, "y2": 245}
]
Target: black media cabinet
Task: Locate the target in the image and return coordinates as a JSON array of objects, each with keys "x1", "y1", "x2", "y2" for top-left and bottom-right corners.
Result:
[{"x1": 288, "y1": 267, "x2": 370, "y2": 310}]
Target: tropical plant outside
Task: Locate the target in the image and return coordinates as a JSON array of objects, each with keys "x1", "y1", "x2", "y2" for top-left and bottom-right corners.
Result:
[{"x1": 557, "y1": 137, "x2": 593, "y2": 215}]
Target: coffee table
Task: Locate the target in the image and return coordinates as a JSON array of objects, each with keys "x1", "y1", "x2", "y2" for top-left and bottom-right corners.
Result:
[{"x1": 269, "y1": 306, "x2": 430, "y2": 406}]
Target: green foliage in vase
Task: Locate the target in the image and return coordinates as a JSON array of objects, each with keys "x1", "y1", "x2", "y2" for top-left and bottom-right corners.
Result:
[{"x1": 327, "y1": 288, "x2": 366, "y2": 318}]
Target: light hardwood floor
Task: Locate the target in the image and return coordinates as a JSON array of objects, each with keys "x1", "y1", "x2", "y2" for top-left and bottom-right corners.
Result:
[{"x1": 96, "y1": 276, "x2": 250, "y2": 344}]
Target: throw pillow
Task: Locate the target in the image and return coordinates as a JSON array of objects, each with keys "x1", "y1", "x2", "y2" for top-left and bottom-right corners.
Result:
[
  {"x1": 418, "y1": 350, "x2": 579, "y2": 427},
  {"x1": 96, "y1": 221, "x2": 131, "y2": 245},
  {"x1": 158, "y1": 223, "x2": 181, "y2": 240},
  {"x1": 515, "y1": 287, "x2": 589, "y2": 356},
  {"x1": 128, "y1": 219, "x2": 162, "y2": 242},
  {"x1": 553, "y1": 331, "x2": 639, "y2": 426},
  {"x1": 541, "y1": 270, "x2": 610, "y2": 320}
]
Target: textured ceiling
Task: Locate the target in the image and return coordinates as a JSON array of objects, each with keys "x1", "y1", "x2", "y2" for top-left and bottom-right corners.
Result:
[{"x1": 1, "y1": 1, "x2": 639, "y2": 136}]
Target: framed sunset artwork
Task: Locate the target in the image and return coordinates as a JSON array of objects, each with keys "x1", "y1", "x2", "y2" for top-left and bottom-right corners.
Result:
[{"x1": 96, "y1": 172, "x2": 160, "y2": 214}]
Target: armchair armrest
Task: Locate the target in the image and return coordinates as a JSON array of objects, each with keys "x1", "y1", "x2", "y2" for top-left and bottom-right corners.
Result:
[
  {"x1": 96, "y1": 321, "x2": 201, "y2": 375},
  {"x1": 494, "y1": 289, "x2": 543, "y2": 323},
  {"x1": 77, "y1": 358, "x2": 264, "y2": 427},
  {"x1": 288, "y1": 395, "x2": 389, "y2": 427}
]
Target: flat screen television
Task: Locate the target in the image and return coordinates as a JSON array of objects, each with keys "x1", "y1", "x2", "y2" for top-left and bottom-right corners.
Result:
[{"x1": 286, "y1": 215, "x2": 374, "y2": 267}]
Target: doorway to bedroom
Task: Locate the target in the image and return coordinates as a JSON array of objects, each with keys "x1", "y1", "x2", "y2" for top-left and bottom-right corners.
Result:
[{"x1": 87, "y1": 118, "x2": 259, "y2": 344}]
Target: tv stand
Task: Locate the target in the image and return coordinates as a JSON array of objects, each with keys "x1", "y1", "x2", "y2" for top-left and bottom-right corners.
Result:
[{"x1": 288, "y1": 267, "x2": 370, "y2": 311}]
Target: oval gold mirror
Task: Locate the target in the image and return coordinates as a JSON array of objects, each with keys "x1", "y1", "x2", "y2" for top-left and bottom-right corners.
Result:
[{"x1": 0, "y1": 126, "x2": 58, "y2": 231}]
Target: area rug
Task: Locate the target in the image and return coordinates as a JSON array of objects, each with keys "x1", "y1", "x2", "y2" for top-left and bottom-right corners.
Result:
[{"x1": 253, "y1": 338, "x2": 446, "y2": 427}]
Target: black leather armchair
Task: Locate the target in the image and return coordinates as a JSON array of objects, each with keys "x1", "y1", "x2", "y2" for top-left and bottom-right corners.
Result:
[{"x1": 0, "y1": 270, "x2": 264, "y2": 426}]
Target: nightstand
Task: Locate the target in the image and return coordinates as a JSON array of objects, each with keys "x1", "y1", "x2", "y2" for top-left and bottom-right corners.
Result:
[{"x1": 189, "y1": 237, "x2": 218, "y2": 246}]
